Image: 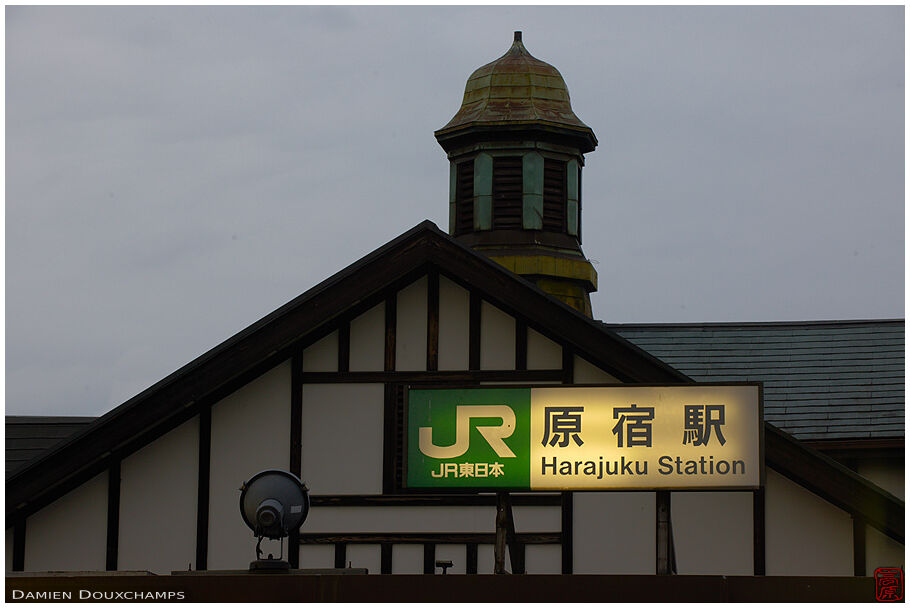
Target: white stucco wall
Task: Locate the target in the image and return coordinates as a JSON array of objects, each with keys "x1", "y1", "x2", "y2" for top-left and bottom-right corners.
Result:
[
  {"x1": 857, "y1": 458, "x2": 904, "y2": 500},
  {"x1": 118, "y1": 416, "x2": 199, "y2": 573},
  {"x1": 671, "y1": 491, "x2": 753, "y2": 574},
  {"x1": 480, "y1": 301, "x2": 515, "y2": 370},
  {"x1": 302, "y1": 331, "x2": 338, "y2": 372},
  {"x1": 349, "y1": 303, "x2": 385, "y2": 372},
  {"x1": 24, "y1": 472, "x2": 108, "y2": 572},
  {"x1": 392, "y1": 545, "x2": 423, "y2": 573},
  {"x1": 865, "y1": 525, "x2": 905, "y2": 575},
  {"x1": 512, "y1": 505, "x2": 560, "y2": 532},
  {"x1": 765, "y1": 468, "x2": 853, "y2": 575},
  {"x1": 435, "y1": 544, "x2": 467, "y2": 574},
  {"x1": 304, "y1": 506, "x2": 497, "y2": 533},
  {"x1": 301, "y1": 383, "x2": 385, "y2": 495},
  {"x1": 438, "y1": 276, "x2": 470, "y2": 370},
  {"x1": 348, "y1": 544, "x2": 382, "y2": 574},
  {"x1": 527, "y1": 328, "x2": 562, "y2": 369},
  {"x1": 299, "y1": 544, "x2": 334, "y2": 569},
  {"x1": 574, "y1": 492, "x2": 655, "y2": 574},
  {"x1": 526, "y1": 544, "x2": 562, "y2": 574},
  {"x1": 573, "y1": 356, "x2": 619, "y2": 383},
  {"x1": 396, "y1": 276, "x2": 428, "y2": 371},
  {"x1": 207, "y1": 361, "x2": 292, "y2": 570}
]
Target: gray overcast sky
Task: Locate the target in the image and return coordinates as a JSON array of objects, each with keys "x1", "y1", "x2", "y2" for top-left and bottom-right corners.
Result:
[{"x1": 6, "y1": 6, "x2": 904, "y2": 416}]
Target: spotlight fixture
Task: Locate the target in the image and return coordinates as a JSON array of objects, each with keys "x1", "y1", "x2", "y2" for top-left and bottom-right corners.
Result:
[{"x1": 239, "y1": 469, "x2": 310, "y2": 571}]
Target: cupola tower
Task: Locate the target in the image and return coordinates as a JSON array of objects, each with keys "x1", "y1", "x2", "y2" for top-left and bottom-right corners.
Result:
[{"x1": 435, "y1": 31, "x2": 598, "y2": 316}]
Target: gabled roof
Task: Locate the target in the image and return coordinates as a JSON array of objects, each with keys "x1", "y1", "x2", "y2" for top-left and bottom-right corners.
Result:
[
  {"x1": 5, "y1": 222, "x2": 903, "y2": 543},
  {"x1": 609, "y1": 320, "x2": 904, "y2": 441},
  {"x1": 6, "y1": 222, "x2": 685, "y2": 521}
]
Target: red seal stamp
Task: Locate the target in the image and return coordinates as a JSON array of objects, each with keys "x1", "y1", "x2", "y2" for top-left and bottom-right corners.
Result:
[{"x1": 875, "y1": 567, "x2": 904, "y2": 602}]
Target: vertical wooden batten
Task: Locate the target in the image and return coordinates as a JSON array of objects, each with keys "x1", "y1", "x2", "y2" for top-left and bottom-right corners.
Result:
[
  {"x1": 423, "y1": 543, "x2": 436, "y2": 574},
  {"x1": 753, "y1": 488, "x2": 765, "y2": 575},
  {"x1": 195, "y1": 404, "x2": 212, "y2": 571},
  {"x1": 105, "y1": 459, "x2": 121, "y2": 571},
  {"x1": 561, "y1": 492, "x2": 573, "y2": 574},
  {"x1": 469, "y1": 292, "x2": 481, "y2": 370},
  {"x1": 515, "y1": 320, "x2": 528, "y2": 371},
  {"x1": 338, "y1": 321, "x2": 351, "y2": 373},
  {"x1": 382, "y1": 384, "x2": 398, "y2": 494},
  {"x1": 852, "y1": 516, "x2": 866, "y2": 577},
  {"x1": 289, "y1": 350, "x2": 303, "y2": 569},
  {"x1": 13, "y1": 518, "x2": 26, "y2": 572},
  {"x1": 561, "y1": 346, "x2": 574, "y2": 384},
  {"x1": 385, "y1": 296, "x2": 397, "y2": 372},
  {"x1": 426, "y1": 269, "x2": 439, "y2": 371},
  {"x1": 334, "y1": 543, "x2": 346, "y2": 569},
  {"x1": 380, "y1": 542, "x2": 392, "y2": 574},
  {"x1": 466, "y1": 543, "x2": 478, "y2": 574},
  {"x1": 656, "y1": 490, "x2": 674, "y2": 575}
]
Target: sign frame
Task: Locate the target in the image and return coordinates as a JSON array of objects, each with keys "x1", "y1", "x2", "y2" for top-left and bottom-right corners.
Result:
[{"x1": 400, "y1": 382, "x2": 764, "y2": 494}]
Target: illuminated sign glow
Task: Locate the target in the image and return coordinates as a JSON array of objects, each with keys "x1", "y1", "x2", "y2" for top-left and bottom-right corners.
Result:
[{"x1": 405, "y1": 385, "x2": 762, "y2": 491}]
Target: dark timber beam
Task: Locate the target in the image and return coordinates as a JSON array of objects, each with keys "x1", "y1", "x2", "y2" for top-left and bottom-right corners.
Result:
[
  {"x1": 13, "y1": 519, "x2": 26, "y2": 572},
  {"x1": 289, "y1": 350, "x2": 303, "y2": 569},
  {"x1": 300, "y1": 369, "x2": 563, "y2": 384},
  {"x1": 561, "y1": 492, "x2": 573, "y2": 574},
  {"x1": 385, "y1": 295, "x2": 397, "y2": 372},
  {"x1": 337, "y1": 321, "x2": 350, "y2": 373},
  {"x1": 426, "y1": 269, "x2": 439, "y2": 371},
  {"x1": 515, "y1": 320, "x2": 528, "y2": 371},
  {"x1": 105, "y1": 459, "x2": 121, "y2": 571},
  {"x1": 301, "y1": 532, "x2": 560, "y2": 545},
  {"x1": 469, "y1": 291, "x2": 481, "y2": 370},
  {"x1": 753, "y1": 488, "x2": 765, "y2": 575},
  {"x1": 764, "y1": 422, "x2": 904, "y2": 544},
  {"x1": 195, "y1": 405, "x2": 212, "y2": 571}
]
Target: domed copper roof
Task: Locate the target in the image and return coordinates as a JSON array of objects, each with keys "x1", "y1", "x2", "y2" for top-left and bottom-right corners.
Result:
[{"x1": 437, "y1": 32, "x2": 595, "y2": 145}]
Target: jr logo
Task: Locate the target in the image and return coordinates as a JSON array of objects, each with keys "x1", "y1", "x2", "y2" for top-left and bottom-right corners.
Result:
[{"x1": 418, "y1": 405, "x2": 517, "y2": 458}]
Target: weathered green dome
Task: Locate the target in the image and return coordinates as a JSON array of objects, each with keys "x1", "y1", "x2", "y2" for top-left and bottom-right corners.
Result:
[{"x1": 436, "y1": 32, "x2": 596, "y2": 150}]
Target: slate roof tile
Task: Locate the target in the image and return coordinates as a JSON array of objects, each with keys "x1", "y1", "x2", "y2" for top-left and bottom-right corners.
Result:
[{"x1": 609, "y1": 319, "x2": 904, "y2": 441}]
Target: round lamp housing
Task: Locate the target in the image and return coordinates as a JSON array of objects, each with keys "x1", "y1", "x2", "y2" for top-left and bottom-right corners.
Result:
[{"x1": 239, "y1": 469, "x2": 309, "y2": 540}]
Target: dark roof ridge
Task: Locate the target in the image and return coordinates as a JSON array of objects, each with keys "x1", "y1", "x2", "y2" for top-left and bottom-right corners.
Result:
[
  {"x1": 603, "y1": 318, "x2": 904, "y2": 329},
  {"x1": 6, "y1": 416, "x2": 97, "y2": 423}
]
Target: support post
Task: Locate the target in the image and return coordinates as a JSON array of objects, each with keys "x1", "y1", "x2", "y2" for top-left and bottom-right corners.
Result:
[
  {"x1": 494, "y1": 492, "x2": 524, "y2": 574},
  {"x1": 656, "y1": 490, "x2": 676, "y2": 575},
  {"x1": 494, "y1": 493, "x2": 508, "y2": 574}
]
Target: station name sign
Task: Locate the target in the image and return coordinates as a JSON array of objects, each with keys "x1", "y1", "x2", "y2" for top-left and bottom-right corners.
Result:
[{"x1": 405, "y1": 385, "x2": 761, "y2": 491}]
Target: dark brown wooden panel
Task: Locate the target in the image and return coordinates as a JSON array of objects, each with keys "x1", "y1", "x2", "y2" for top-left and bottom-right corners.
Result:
[
  {"x1": 492, "y1": 157, "x2": 523, "y2": 230},
  {"x1": 543, "y1": 159, "x2": 566, "y2": 233},
  {"x1": 455, "y1": 161, "x2": 474, "y2": 236}
]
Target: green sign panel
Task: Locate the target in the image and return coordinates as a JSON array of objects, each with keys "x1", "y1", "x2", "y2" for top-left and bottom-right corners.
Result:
[
  {"x1": 405, "y1": 385, "x2": 762, "y2": 491},
  {"x1": 407, "y1": 388, "x2": 531, "y2": 489}
]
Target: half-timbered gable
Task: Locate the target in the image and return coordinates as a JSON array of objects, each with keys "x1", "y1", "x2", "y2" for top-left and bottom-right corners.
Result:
[{"x1": 6, "y1": 222, "x2": 904, "y2": 577}]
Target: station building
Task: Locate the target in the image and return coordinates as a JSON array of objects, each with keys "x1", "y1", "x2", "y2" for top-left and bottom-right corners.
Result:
[{"x1": 5, "y1": 32, "x2": 904, "y2": 598}]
